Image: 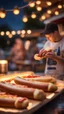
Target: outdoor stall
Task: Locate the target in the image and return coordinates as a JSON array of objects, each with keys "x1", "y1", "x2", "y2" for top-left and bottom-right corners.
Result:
[{"x1": 0, "y1": 0, "x2": 64, "y2": 114}]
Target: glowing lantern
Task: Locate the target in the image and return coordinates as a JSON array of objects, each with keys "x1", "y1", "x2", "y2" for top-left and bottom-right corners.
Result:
[
  {"x1": 13, "y1": 6, "x2": 20, "y2": 15},
  {"x1": 0, "y1": 8, "x2": 6, "y2": 18}
]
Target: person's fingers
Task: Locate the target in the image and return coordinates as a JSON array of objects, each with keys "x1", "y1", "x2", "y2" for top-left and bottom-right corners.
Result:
[{"x1": 39, "y1": 49, "x2": 47, "y2": 57}]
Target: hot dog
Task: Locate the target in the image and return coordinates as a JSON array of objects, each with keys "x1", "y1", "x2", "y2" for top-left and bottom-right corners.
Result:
[
  {"x1": 0, "y1": 82, "x2": 46, "y2": 101},
  {"x1": 24, "y1": 76, "x2": 56, "y2": 83},
  {"x1": 0, "y1": 92, "x2": 29, "y2": 109},
  {"x1": 34, "y1": 50, "x2": 53, "y2": 60},
  {"x1": 34, "y1": 54, "x2": 44, "y2": 60},
  {"x1": 14, "y1": 77, "x2": 57, "y2": 92}
]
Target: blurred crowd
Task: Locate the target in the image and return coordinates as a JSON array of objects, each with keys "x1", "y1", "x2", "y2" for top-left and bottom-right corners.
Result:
[{"x1": 0, "y1": 38, "x2": 46, "y2": 71}]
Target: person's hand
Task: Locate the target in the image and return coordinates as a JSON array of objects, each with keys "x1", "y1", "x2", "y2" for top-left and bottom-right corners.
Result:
[
  {"x1": 45, "y1": 51, "x2": 58, "y2": 60},
  {"x1": 39, "y1": 49, "x2": 47, "y2": 57}
]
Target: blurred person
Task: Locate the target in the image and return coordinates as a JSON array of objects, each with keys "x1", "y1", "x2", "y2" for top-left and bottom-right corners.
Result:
[
  {"x1": 28, "y1": 39, "x2": 39, "y2": 61},
  {"x1": 39, "y1": 22, "x2": 64, "y2": 77},
  {"x1": 8, "y1": 38, "x2": 26, "y2": 70}
]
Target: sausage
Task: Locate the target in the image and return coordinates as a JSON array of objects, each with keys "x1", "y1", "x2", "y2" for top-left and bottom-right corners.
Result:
[
  {"x1": 14, "y1": 77, "x2": 57, "y2": 92},
  {"x1": 0, "y1": 82, "x2": 46, "y2": 101},
  {"x1": 0, "y1": 92, "x2": 29, "y2": 109},
  {"x1": 24, "y1": 76, "x2": 56, "y2": 83}
]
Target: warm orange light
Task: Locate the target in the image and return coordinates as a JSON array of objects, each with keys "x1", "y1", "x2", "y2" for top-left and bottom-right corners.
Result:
[
  {"x1": 0, "y1": 60, "x2": 8, "y2": 64},
  {"x1": 31, "y1": 13, "x2": 36, "y2": 19},
  {"x1": 17, "y1": 30, "x2": 21, "y2": 34},
  {"x1": 55, "y1": 11, "x2": 59, "y2": 15},
  {"x1": 11, "y1": 31, "x2": 16, "y2": 35},
  {"x1": 58, "y1": 4, "x2": 62, "y2": 9},
  {"x1": 36, "y1": 6, "x2": 42, "y2": 11},
  {"x1": 46, "y1": 1, "x2": 52, "y2": 6},
  {"x1": 47, "y1": 10, "x2": 52, "y2": 14},
  {"x1": 13, "y1": 7, "x2": 20, "y2": 15},
  {"x1": 6, "y1": 31, "x2": 10, "y2": 35},
  {"x1": 0, "y1": 8, "x2": 6, "y2": 18},
  {"x1": 40, "y1": 15, "x2": 46, "y2": 21},
  {"x1": 22, "y1": 16, "x2": 28, "y2": 22},
  {"x1": 8, "y1": 34, "x2": 12, "y2": 38},
  {"x1": 0, "y1": 31, "x2": 5, "y2": 36},
  {"x1": 29, "y1": 2, "x2": 35, "y2": 7},
  {"x1": 36, "y1": 0, "x2": 41, "y2": 5},
  {"x1": 27, "y1": 30, "x2": 32, "y2": 34},
  {"x1": 21, "y1": 30, "x2": 26, "y2": 34}
]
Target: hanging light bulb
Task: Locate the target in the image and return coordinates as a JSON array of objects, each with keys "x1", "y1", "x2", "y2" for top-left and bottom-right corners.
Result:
[
  {"x1": 36, "y1": 6, "x2": 42, "y2": 11},
  {"x1": 0, "y1": 8, "x2": 6, "y2": 18},
  {"x1": 13, "y1": 6, "x2": 20, "y2": 15},
  {"x1": 8, "y1": 34, "x2": 12, "y2": 38},
  {"x1": 58, "y1": 4, "x2": 62, "y2": 9},
  {"x1": 29, "y1": 2, "x2": 35, "y2": 7},
  {"x1": 6, "y1": 31, "x2": 10, "y2": 35},
  {"x1": 21, "y1": 30, "x2": 26, "y2": 34},
  {"x1": 0, "y1": 31, "x2": 5, "y2": 36},
  {"x1": 36, "y1": 0, "x2": 41, "y2": 5},
  {"x1": 27, "y1": 30, "x2": 32, "y2": 34},
  {"x1": 22, "y1": 16, "x2": 28, "y2": 22},
  {"x1": 46, "y1": 1, "x2": 52, "y2": 6},
  {"x1": 31, "y1": 12, "x2": 36, "y2": 19},
  {"x1": 55, "y1": 11, "x2": 59, "y2": 15},
  {"x1": 47, "y1": 10, "x2": 52, "y2": 14},
  {"x1": 17, "y1": 30, "x2": 21, "y2": 34},
  {"x1": 40, "y1": 15, "x2": 46, "y2": 21},
  {"x1": 11, "y1": 31, "x2": 16, "y2": 35}
]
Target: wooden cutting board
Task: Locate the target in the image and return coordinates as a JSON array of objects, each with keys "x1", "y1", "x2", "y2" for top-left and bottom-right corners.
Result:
[
  {"x1": 0, "y1": 72, "x2": 64, "y2": 114},
  {"x1": 0, "y1": 88, "x2": 64, "y2": 114}
]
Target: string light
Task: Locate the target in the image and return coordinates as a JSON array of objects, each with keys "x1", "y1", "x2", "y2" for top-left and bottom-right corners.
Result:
[
  {"x1": 0, "y1": 1, "x2": 34, "y2": 18},
  {"x1": 55, "y1": 11, "x2": 59, "y2": 15},
  {"x1": 36, "y1": 6, "x2": 42, "y2": 11},
  {"x1": 17, "y1": 30, "x2": 21, "y2": 34},
  {"x1": 13, "y1": 6, "x2": 20, "y2": 15},
  {"x1": 31, "y1": 12, "x2": 36, "y2": 19},
  {"x1": 8, "y1": 34, "x2": 12, "y2": 38},
  {"x1": 0, "y1": 8, "x2": 6, "y2": 18},
  {"x1": 47, "y1": 10, "x2": 52, "y2": 14},
  {"x1": 40, "y1": 15, "x2": 46, "y2": 21},
  {"x1": 21, "y1": 30, "x2": 26, "y2": 34},
  {"x1": 22, "y1": 15, "x2": 28, "y2": 22},
  {"x1": 36, "y1": 0, "x2": 41, "y2": 5},
  {"x1": 27, "y1": 30, "x2": 32, "y2": 34},
  {"x1": 58, "y1": 4, "x2": 62, "y2": 9},
  {"x1": 0, "y1": 29, "x2": 32, "y2": 37},
  {"x1": 6, "y1": 31, "x2": 10, "y2": 35},
  {"x1": 11, "y1": 31, "x2": 16, "y2": 35},
  {"x1": 29, "y1": 2, "x2": 35, "y2": 7},
  {"x1": 46, "y1": 1, "x2": 52, "y2": 6},
  {"x1": 0, "y1": 31, "x2": 5, "y2": 36}
]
